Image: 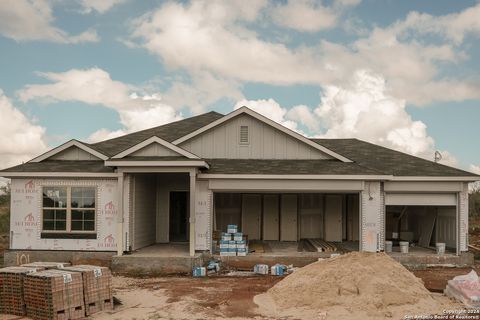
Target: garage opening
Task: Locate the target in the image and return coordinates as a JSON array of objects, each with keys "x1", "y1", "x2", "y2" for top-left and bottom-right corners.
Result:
[
  {"x1": 213, "y1": 192, "x2": 360, "y2": 254},
  {"x1": 386, "y1": 205, "x2": 456, "y2": 253}
]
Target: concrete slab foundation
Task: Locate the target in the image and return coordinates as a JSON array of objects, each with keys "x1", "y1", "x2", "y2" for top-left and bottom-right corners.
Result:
[
  {"x1": 388, "y1": 252, "x2": 474, "y2": 269},
  {"x1": 3, "y1": 250, "x2": 115, "y2": 267}
]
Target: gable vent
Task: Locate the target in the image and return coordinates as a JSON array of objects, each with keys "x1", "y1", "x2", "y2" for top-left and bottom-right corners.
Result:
[{"x1": 239, "y1": 125, "x2": 249, "y2": 145}]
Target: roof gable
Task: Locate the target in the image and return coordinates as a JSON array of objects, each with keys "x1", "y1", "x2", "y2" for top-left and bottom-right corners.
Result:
[
  {"x1": 30, "y1": 140, "x2": 108, "y2": 162},
  {"x1": 112, "y1": 136, "x2": 200, "y2": 159},
  {"x1": 173, "y1": 107, "x2": 352, "y2": 162},
  {"x1": 89, "y1": 111, "x2": 224, "y2": 157}
]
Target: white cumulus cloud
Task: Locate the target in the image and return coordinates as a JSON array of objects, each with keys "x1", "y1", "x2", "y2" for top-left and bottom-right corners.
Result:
[
  {"x1": 79, "y1": 0, "x2": 127, "y2": 14},
  {"x1": 237, "y1": 70, "x2": 459, "y2": 167},
  {"x1": 128, "y1": 0, "x2": 480, "y2": 106},
  {"x1": 0, "y1": 0, "x2": 99, "y2": 43},
  {"x1": 0, "y1": 89, "x2": 48, "y2": 169},
  {"x1": 315, "y1": 70, "x2": 435, "y2": 158},
  {"x1": 471, "y1": 165, "x2": 480, "y2": 175},
  {"x1": 234, "y1": 98, "x2": 302, "y2": 133},
  {"x1": 16, "y1": 68, "x2": 183, "y2": 142},
  {"x1": 271, "y1": 0, "x2": 360, "y2": 32}
]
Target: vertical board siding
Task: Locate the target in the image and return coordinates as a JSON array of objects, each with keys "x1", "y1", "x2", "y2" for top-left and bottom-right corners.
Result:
[
  {"x1": 133, "y1": 174, "x2": 156, "y2": 250},
  {"x1": 179, "y1": 114, "x2": 332, "y2": 159},
  {"x1": 50, "y1": 146, "x2": 100, "y2": 160},
  {"x1": 130, "y1": 143, "x2": 181, "y2": 157}
]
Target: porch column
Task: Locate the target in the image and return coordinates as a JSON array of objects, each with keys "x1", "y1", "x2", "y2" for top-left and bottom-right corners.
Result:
[
  {"x1": 189, "y1": 170, "x2": 196, "y2": 257},
  {"x1": 116, "y1": 172, "x2": 124, "y2": 256}
]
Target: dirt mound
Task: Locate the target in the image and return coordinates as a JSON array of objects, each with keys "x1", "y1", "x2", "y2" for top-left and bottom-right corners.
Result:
[{"x1": 254, "y1": 252, "x2": 453, "y2": 319}]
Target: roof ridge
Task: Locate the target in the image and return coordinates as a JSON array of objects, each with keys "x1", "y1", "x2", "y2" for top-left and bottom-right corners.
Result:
[{"x1": 90, "y1": 111, "x2": 224, "y2": 146}]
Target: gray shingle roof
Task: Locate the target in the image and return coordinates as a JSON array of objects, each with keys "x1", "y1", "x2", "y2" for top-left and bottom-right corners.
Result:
[
  {"x1": 0, "y1": 110, "x2": 477, "y2": 178},
  {"x1": 1, "y1": 161, "x2": 114, "y2": 173},
  {"x1": 312, "y1": 138, "x2": 476, "y2": 177},
  {"x1": 204, "y1": 159, "x2": 382, "y2": 175},
  {"x1": 88, "y1": 111, "x2": 223, "y2": 157}
]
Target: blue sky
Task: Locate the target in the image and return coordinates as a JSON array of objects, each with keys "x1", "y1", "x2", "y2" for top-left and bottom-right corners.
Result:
[{"x1": 0, "y1": 0, "x2": 479, "y2": 173}]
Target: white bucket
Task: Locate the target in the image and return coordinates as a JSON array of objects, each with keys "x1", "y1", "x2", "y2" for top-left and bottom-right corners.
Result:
[
  {"x1": 436, "y1": 243, "x2": 446, "y2": 255},
  {"x1": 385, "y1": 241, "x2": 393, "y2": 253},
  {"x1": 399, "y1": 241, "x2": 409, "y2": 253}
]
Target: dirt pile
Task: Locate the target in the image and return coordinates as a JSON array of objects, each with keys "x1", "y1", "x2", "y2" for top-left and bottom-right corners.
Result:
[{"x1": 254, "y1": 252, "x2": 454, "y2": 319}]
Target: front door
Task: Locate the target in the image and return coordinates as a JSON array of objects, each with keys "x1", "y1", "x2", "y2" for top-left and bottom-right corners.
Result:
[{"x1": 169, "y1": 191, "x2": 188, "y2": 242}]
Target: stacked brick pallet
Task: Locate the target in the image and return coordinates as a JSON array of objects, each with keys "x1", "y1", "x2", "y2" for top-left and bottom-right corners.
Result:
[
  {"x1": 0, "y1": 266, "x2": 44, "y2": 316},
  {"x1": 24, "y1": 269, "x2": 85, "y2": 320},
  {"x1": 63, "y1": 265, "x2": 113, "y2": 315},
  {"x1": 22, "y1": 262, "x2": 71, "y2": 269}
]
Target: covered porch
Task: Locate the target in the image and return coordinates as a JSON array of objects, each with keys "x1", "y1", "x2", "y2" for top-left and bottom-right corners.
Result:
[{"x1": 114, "y1": 165, "x2": 202, "y2": 258}]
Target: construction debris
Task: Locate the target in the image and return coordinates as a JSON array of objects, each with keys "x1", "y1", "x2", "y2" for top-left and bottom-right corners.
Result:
[
  {"x1": 307, "y1": 239, "x2": 337, "y2": 252},
  {"x1": 0, "y1": 266, "x2": 44, "y2": 316},
  {"x1": 192, "y1": 267, "x2": 207, "y2": 277},
  {"x1": 254, "y1": 252, "x2": 449, "y2": 319},
  {"x1": 254, "y1": 264, "x2": 269, "y2": 275},
  {"x1": 24, "y1": 269, "x2": 85, "y2": 320},
  {"x1": 444, "y1": 270, "x2": 480, "y2": 307}
]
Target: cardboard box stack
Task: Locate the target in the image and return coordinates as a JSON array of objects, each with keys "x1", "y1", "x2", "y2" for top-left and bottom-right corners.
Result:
[
  {"x1": 0, "y1": 266, "x2": 44, "y2": 316},
  {"x1": 24, "y1": 269, "x2": 85, "y2": 320},
  {"x1": 62, "y1": 265, "x2": 113, "y2": 316},
  {"x1": 219, "y1": 224, "x2": 249, "y2": 256}
]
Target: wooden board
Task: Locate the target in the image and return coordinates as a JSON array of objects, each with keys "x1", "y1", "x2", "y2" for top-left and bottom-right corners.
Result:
[
  {"x1": 419, "y1": 208, "x2": 437, "y2": 248},
  {"x1": 307, "y1": 239, "x2": 337, "y2": 252}
]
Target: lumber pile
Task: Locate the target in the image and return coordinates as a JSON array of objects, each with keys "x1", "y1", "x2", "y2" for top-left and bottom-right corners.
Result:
[
  {"x1": 307, "y1": 239, "x2": 337, "y2": 252},
  {"x1": 63, "y1": 265, "x2": 113, "y2": 315},
  {"x1": 0, "y1": 266, "x2": 44, "y2": 316},
  {"x1": 24, "y1": 269, "x2": 85, "y2": 320}
]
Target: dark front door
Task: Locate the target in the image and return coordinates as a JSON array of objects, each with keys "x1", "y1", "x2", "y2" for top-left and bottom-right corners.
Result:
[{"x1": 169, "y1": 191, "x2": 188, "y2": 242}]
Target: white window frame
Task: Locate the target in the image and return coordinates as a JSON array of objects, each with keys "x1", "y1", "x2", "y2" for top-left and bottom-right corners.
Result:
[{"x1": 41, "y1": 186, "x2": 97, "y2": 233}]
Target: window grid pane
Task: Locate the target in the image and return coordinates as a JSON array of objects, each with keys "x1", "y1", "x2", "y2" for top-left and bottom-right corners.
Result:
[{"x1": 42, "y1": 186, "x2": 96, "y2": 233}]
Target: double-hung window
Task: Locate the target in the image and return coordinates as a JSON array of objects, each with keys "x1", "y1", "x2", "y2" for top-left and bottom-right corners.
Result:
[{"x1": 42, "y1": 186, "x2": 96, "y2": 234}]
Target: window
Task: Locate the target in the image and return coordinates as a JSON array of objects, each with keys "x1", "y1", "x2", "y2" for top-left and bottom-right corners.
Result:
[
  {"x1": 239, "y1": 125, "x2": 249, "y2": 145},
  {"x1": 42, "y1": 186, "x2": 96, "y2": 233}
]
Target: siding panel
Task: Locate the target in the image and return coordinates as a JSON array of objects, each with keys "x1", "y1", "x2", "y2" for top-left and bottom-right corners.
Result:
[
  {"x1": 133, "y1": 174, "x2": 156, "y2": 250},
  {"x1": 180, "y1": 114, "x2": 332, "y2": 159}
]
